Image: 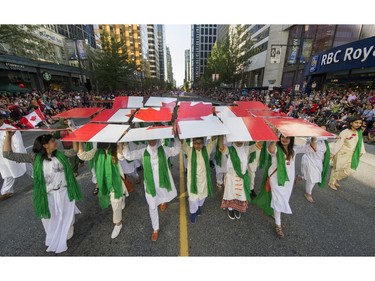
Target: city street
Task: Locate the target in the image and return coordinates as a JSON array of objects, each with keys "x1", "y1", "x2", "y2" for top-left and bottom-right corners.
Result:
[{"x1": 1, "y1": 93, "x2": 375, "y2": 258}]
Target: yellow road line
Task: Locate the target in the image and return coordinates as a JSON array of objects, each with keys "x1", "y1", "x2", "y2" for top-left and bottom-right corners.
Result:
[{"x1": 179, "y1": 151, "x2": 189, "y2": 256}]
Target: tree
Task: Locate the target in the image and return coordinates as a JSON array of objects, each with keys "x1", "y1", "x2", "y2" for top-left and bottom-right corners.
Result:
[
  {"x1": 89, "y1": 31, "x2": 137, "y2": 92},
  {"x1": 0, "y1": 25, "x2": 49, "y2": 57},
  {"x1": 206, "y1": 25, "x2": 256, "y2": 88}
]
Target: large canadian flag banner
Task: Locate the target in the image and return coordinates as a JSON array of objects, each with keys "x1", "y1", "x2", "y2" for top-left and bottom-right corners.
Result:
[
  {"x1": 61, "y1": 123, "x2": 129, "y2": 143},
  {"x1": 177, "y1": 101, "x2": 213, "y2": 120},
  {"x1": 249, "y1": 110, "x2": 288, "y2": 117},
  {"x1": 214, "y1": 106, "x2": 252, "y2": 118},
  {"x1": 266, "y1": 118, "x2": 336, "y2": 137},
  {"x1": 90, "y1": 109, "x2": 135, "y2": 123},
  {"x1": 52, "y1": 107, "x2": 103, "y2": 119},
  {"x1": 132, "y1": 107, "x2": 173, "y2": 123},
  {"x1": 177, "y1": 115, "x2": 229, "y2": 139},
  {"x1": 144, "y1": 97, "x2": 177, "y2": 108},
  {"x1": 221, "y1": 117, "x2": 279, "y2": 142},
  {"x1": 19, "y1": 108, "x2": 46, "y2": 128},
  {"x1": 112, "y1": 96, "x2": 143, "y2": 109},
  {"x1": 119, "y1": 126, "x2": 174, "y2": 142},
  {"x1": 234, "y1": 101, "x2": 270, "y2": 111}
]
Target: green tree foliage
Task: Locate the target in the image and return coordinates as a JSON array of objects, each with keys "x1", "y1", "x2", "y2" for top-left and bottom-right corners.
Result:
[
  {"x1": 205, "y1": 25, "x2": 256, "y2": 88},
  {"x1": 89, "y1": 31, "x2": 137, "y2": 92},
  {"x1": 0, "y1": 25, "x2": 49, "y2": 58}
]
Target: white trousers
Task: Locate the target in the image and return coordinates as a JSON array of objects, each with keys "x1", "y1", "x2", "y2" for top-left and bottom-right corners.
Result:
[
  {"x1": 274, "y1": 210, "x2": 281, "y2": 226},
  {"x1": 1, "y1": 177, "x2": 15, "y2": 195},
  {"x1": 110, "y1": 192, "x2": 124, "y2": 224},
  {"x1": 149, "y1": 205, "x2": 159, "y2": 231},
  {"x1": 305, "y1": 180, "x2": 315, "y2": 195},
  {"x1": 249, "y1": 169, "x2": 256, "y2": 191},
  {"x1": 189, "y1": 198, "x2": 205, "y2": 214}
]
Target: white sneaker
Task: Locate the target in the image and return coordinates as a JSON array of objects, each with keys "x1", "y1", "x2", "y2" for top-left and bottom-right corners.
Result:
[
  {"x1": 67, "y1": 226, "x2": 74, "y2": 240},
  {"x1": 111, "y1": 224, "x2": 122, "y2": 239}
]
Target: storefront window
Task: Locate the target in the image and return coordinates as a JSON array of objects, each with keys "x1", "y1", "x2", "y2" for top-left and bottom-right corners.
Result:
[{"x1": 332, "y1": 25, "x2": 361, "y2": 47}]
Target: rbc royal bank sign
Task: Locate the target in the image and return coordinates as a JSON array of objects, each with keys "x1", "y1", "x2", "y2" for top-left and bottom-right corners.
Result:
[{"x1": 305, "y1": 36, "x2": 375, "y2": 75}]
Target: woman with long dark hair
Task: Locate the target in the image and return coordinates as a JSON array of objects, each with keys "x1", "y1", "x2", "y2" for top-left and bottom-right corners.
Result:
[
  {"x1": 3, "y1": 132, "x2": 82, "y2": 253},
  {"x1": 256, "y1": 135, "x2": 310, "y2": 239},
  {"x1": 328, "y1": 115, "x2": 365, "y2": 190},
  {"x1": 77, "y1": 141, "x2": 128, "y2": 239}
]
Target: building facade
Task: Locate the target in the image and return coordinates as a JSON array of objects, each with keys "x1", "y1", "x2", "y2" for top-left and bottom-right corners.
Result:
[
  {"x1": 166, "y1": 46, "x2": 173, "y2": 84},
  {"x1": 157, "y1": 25, "x2": 166, "y2": 81},
  {"x1": 184, "y1": 49, "x2": 190, "y2": 85},
  {"x1": 191, "y1": 24, "x2": 218, "y2": 83},
  {"x1": 147, "y1": 24, "x2": 160, "y2": 79}
]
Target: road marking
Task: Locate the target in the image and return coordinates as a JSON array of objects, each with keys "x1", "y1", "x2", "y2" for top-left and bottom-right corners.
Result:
[
  {"x1": 179, "y1": 151, "x2": 189, "y2": 256},
  {"x1": 26, "y1": 145, "x2": 33, "y2": 150}
]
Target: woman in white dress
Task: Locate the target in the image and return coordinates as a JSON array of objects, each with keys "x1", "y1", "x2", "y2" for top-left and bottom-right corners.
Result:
[
  {"x1": 267, "y1": 135, "x2": 310, "y2": 238},
  {"x1": 122, "y1": 137, "x2": 180, "y2": 241},
  {"x1": 3, "y1": 132, "x2": 82, "y2": 254}
]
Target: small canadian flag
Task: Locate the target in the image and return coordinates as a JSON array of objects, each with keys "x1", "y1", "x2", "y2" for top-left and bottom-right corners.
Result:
[{"x1": 19, "y1": 108, "x2": 46, "y2": 129}]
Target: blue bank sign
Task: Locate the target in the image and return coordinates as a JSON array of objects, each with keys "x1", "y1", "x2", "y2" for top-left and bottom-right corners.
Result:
[{"x1": 305, "y1": 36, "x2": 375, "y2": 76}]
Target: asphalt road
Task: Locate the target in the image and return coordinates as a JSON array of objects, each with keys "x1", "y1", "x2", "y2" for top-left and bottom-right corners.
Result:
[{"x1": 1, "y1": 93, "x2": 375, "y2": 260}]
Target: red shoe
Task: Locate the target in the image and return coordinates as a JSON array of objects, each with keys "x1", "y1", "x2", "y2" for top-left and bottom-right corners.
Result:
[
  {"x1": 151, "y1": 230, "x2": 159, "y2": 241},
  {"x1": 159, "y1": 203, "x2": 167, "y2": 212}
]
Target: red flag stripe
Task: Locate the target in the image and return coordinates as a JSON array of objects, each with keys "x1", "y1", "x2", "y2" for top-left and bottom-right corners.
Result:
[
  {"x1": 241, "y1": 117, "x2": 279, "y2": 141},
  {"x1": 62, "y1": 123, "x2": 107, "y2": 142}
]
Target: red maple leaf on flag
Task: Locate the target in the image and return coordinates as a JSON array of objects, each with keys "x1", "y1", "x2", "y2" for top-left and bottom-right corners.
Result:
[
  {"x1": 30, "y1": 115, "x2": 37, "y2": 121},
  {"x1": 134, "y1": 108, "x2": 172, "y2": 122},
  {"x1": 161, "y1": 101, "x2": 177, "y2": 108},
  {"x1": 125, "y1": 109, "x2": 136, "y2": 118},
  {"x1": 177, "y1": 102, "x2": 212, "y2": 120}
]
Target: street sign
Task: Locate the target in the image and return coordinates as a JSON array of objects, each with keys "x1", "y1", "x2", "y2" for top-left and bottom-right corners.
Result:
[{"x1": 270, "y1": 46, "x2": 281, "y2": 64}]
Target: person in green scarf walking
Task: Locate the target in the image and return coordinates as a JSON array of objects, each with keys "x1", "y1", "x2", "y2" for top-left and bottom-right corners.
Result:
[
  {"x1": 266, "y1": 135, "x2": 311, "y2": 238},
  {"x1": 247, "y1": 141, "x2": 268, "y2": 200},
  {"x1": 77, "y1": 142, "x2": 129, "y2": 239},
  {"x1": 218, "y1": 135, "x2": 263, "y2": 220},
  {"x1": 328, "y1": 115, "x2": 365, "y2": 190},
  {"x1": 181, "y1": 136, "x2": 217, "y2": 224},
  {"x1": 299, "y1": 125, "x2": 331, "y2": 203},
  {"x1": 3, "y1": 132, "x2": 82, "y2": 253},
  {"x1": 122, "y1": 136, "x2": 181, "y2": 242}
]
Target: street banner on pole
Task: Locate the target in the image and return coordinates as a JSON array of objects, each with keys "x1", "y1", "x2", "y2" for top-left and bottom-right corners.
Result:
[
  {"x1": 112, "y1": 96, "x2": 143, "y2": 109},
  {"x1": 76, "y1": 40, "x2": 88, "y2": 60},
  {"x1": 64, "y1": 39, "x2": 77, "y2": 60},
  {"x1": 221, "y1": 117, "x2": 279, "y2": 141},
  {"x1": 119, "y1": 126, "x2": 174, "y2": 142},
  {"x1": 266, "y1": 118, "x2": 336, "y2": 137},
  {"x1": 52, "y1": 107, "x2": 103, "y2": 119},
  {"x1": 270, "y1": 46, "x2": 281, "y2": 64},
  {"x1": 62, "y1": 123, "x2": 129, "y2": 143},
  {"x1": 90, "y1": 109, "x2": 135, "y2": 123},
  {"x1": 176, "y1": 116, "x2": 229, "y2": 139}
]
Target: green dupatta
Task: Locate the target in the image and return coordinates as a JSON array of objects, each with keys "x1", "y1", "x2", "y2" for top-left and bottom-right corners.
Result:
[
  {"x1": 190, "y1": 146, "x2": 213, "y2": 196},
  {"x1": 33, "y1": 151, "x2": 83, "y2": 219},
  {"x1": 228, "y1": 146, "x2": 251, "y2": 202},
  {"x1": 318, "y1": 140, "x2": 331, "y2": 188},
  {"x1": 253, "y1": 154, "x2": 273, "y2": 216},
  {"x1": 351, "y1": 129, "x2": 362, "y2": 170},
  {"x1": 93, "y1": 148, "x2": 123, "y2": 209},
  {"x1": 143, "y1": 146, "x2": 172, "y2": 197},
  {"x1": 276, "y1": 145, "x2": 289, "y2": 186}
]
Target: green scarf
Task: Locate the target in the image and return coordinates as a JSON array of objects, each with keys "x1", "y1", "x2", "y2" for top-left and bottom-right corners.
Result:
[
  {"x1": 253, "y1": 154, "x2": 273, "y2": 216},
  {"x1": 85, "y1": 142, "x2": 94, "y2": 170},
  {"x1": 228, "y1": 146, "x2": 251, "y2": 202},
  {"x1": 190, "y1": 147, "x2": 213, "y2": 196},
  {"x1": 276, "y1": 145, "x2": 289, "y2": 186},
  {"x1": 143, "y1": 146, "x2": 172, "y2": 197},
  {"x1": 214, "y1": 138, "x2": 222, "y2": 167},
  {"x1": 248, "y1": 141, "x2": 256, "y2": 164},
  {"x1": 318, "y1": 140, "x2": 331, "y2": 188},
  {"x1": 33, "y1": 151, "x2": 83, "y2": 219},
  {"x1": 258, "y1": 141, "x2": 268, "y2": 169},
  {"x1": 93, "y1": 148, "x2": 123, "y2": 209},
  {"x1": 351, "y1": 129, "x2": 362, "y2": 170}
]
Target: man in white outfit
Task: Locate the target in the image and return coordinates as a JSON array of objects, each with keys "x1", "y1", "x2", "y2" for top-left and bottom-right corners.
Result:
[{"x1": 0, "y1": 113, "x2": 27, "y2": 200}]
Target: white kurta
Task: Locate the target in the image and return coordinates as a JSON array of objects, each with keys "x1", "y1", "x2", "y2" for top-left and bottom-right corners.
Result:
[
  {"x1": 123, "y1": 139, "x2": 180, "y2": 209},
  {"x1": 0, "y1": 124, "x2": 27, "y2": 178},
  {"x1": 222, "y1": 144, "x2": 256, "y2": 202},
  {"x1": 182, "y1": 140, "x2": 216, "y2": 201},
  {"x1": 269, "y1": 145, "x2": 309, "y2": 214},
  {"x1": 301, "y1": 140, "x2": 326, "y2": 184},
  {"x1": 41, "y1": 157, "x2": 80, "y2": 254}
]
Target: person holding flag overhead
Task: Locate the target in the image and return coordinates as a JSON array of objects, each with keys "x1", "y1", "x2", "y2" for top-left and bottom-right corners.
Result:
[
  {"x1": 122, "y1": 127, "x2": 181, "y2": 242},
  {"x1": 3, "y1": 131, "x2": 82, "y2": 253},
  {"x1": 181, "y1": 136, "x2": 217, "y2": 224},
  {"x1": 247, "y1": 141, "x2": 268, "y2": 200},
  {"x1": 299, "y1": 125, "x2": 331, "y2": 203},
  {"x1": 218, "y1": 136, "x2": 263, "y2": 220},
  {"x1": 328, "y1": 115, "x2": 365, "y2": 190}
]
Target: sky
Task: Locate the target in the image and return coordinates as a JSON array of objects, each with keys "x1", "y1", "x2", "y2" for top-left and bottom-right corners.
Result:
[{"x1": 165, "y1": 25, "x2": 191, "y2": 87}]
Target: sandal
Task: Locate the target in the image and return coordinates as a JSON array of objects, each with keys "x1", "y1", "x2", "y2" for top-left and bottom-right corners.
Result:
[
  {"x1": 275, "y1": 225, "x2": 285, "y2": 238},
  {"x1": 328, "y1": 182, "x2": 338, "y2": 191},
  {"x1": 304, "y1": 193, "x2": 315, "y2": 203}
]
